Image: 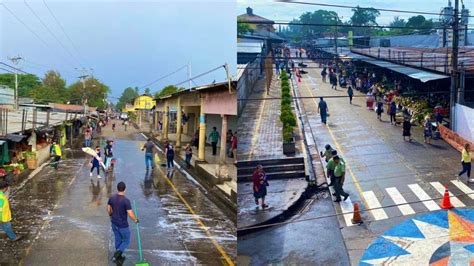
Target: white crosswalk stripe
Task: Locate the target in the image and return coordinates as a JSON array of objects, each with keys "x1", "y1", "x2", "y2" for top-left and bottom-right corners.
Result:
[
  {"x1": 430, "y1": 182, "x2": 466, "y2": 207},
  {"x1": 408, "y1": 184, "x2": 441, "y2": 211},
  {"x1": 339, "y1": 197, "x2": 355, "y2": 227},
  {"x1": 362, "y1": 191, "x2": 388, "y2": 220},
  {"x1": 451, "y1": 180, "x2": 474, "y2": 199},
  {"x1": 385, "y1": 187, "x2": 415, "y2": 216}
]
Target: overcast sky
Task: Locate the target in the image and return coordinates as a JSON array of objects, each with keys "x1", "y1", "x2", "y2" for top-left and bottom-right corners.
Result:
[
  {"x1": 1, "y1": 0, "x2": 236, "y2": 102},
  {"x1": 237, "y1": 0, "x2": 470, "y2": 26}
]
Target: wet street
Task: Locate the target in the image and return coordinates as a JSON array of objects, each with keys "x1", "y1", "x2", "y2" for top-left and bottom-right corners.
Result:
[{"x1": 0, "y1": 123, "x2": 236, "y2": 265}]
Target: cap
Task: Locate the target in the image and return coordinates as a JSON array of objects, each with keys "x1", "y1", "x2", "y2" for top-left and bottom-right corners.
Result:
[{"x1": 325, "y1": 144, "x2": 331, "y2": 150}]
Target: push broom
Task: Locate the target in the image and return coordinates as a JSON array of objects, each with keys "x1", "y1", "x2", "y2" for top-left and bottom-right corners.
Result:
[{"x1": 132, "y1": 201, "x2": 150, "y2": 266}]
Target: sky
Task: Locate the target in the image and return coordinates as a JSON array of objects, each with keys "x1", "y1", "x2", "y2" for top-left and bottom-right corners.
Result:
[
  {"x1": 237, "y1": 0, "x2": 472, "y2": 26},
  {"x1": 1, "y1": 0, "x2": 236, "y2": 102}
]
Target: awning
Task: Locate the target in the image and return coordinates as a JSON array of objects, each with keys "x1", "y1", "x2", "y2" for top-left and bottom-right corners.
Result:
[
  {"x1": 1, "y1": 134, "x2": 28, "y2": 142},
  {"x1": 347, "y1": 52, "x2": 449, "y2": 83}
]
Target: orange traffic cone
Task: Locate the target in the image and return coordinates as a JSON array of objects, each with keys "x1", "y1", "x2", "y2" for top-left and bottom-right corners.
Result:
[
  {"x1": 441, "y1": 184, "x2": 454, "y2": 209},
  {"x1": 351, "y1": 202, "x2": 363, "y2": 224}
]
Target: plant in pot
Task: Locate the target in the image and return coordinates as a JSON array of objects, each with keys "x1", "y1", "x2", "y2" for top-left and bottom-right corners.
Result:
[{"x1": 24, "y1": 151, "x2": 38, "y2": 170}]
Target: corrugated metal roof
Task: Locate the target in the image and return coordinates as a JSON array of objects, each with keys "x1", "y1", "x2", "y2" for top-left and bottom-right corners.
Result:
[
  {"x1": 348, "y1": 52, "x2": 449, "y2": 82},
  {"x1": 237, "y1": 41, "x2": 263, "y2": 54}
]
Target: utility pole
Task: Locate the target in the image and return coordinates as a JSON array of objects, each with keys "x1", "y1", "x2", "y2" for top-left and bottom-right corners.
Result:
[
  {"x1": 76, "y1": 67, "x2": 89, "y2": 116},
  {"x1": 8, "y1": 56, "x2": 22, "y2": 110},
  {"x1": 224, "y1": 63, "x2": 232, "y2": 93},
  {"x1": 334, "y1": 17, "x2": 338, "y2": 56},
  {"x1": 449, "y1": 0, "x2": 459, "y2": 131}
]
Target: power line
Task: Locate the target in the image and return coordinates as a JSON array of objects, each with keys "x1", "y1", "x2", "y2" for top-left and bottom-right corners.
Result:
[
  {"x1": 23, "y1": 0, "x2": 82, "y2": 67},
  {"x1": 275, "y1": 0, "x2": 474, "y2": 18},
  {"x1": 139, "y1": 64, "x2": 187, "y2": 89},
  {"x1": 0, "y1": 62, "x2": 30, "y2": 74},
  {"x1": 174, "y1": 65, "x2": 225, "y2": 87},
  {"x1": 42, "y1": 0, "x2": 88, "y2": 67}
]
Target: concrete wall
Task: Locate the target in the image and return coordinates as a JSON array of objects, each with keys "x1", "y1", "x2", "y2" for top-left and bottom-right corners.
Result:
[
  {"x1": 455, "y1": 103, "x2": 474, "y2": 142},
  {"x1": 205, "y1": 114, "x2": 237, "y2": 147},
  {"x1": 237, "y1": 59, "x2": 261, "y2": 115},
  {"x1": 203, "y1": 90, "x2": 237, "y2": 116}
]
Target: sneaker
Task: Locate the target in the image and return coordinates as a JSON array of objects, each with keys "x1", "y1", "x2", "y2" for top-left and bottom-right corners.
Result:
[
  {"x1": 97, "y1": 175, "x2": 101, "y2": 179},
  {"x1": 90, "y1": 172, "x2": 92, "y2": 177},
  {"x1": 112, "y1": 251, "x2": 122, "y2": 261},
  {"x1": 343, "y1": 194, "x2": 349, "y2": 201}
]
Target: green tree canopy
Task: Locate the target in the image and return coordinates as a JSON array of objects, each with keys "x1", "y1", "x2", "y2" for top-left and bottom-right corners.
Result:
[
  {"x1": 349, "y1": 6, "x2": 380, "y2": 35},
  {"x1": 29, "y1": 71, "x2": 69, "y2": 103},
  {"x1": 238, "y1": 18, "x2": 252, "y2": 35},
  {"x1": 154, "y1": 85, "x2": 183, "y2": 98},
  {"x1": 144, "y1": 87, "x2": 151, "y2": 95},
  {"x1": 116, "y1": 87, "x2": 139, "y2": 110},
  {"x1": 0, "y1": 73, "x2": 42, "y2": 97},
  {"x1": 284, "y1": 10, "x2": 340, "y2": 40},
  {"x1": 67, "y1": 77, "x2": 110, "y2": 108}
]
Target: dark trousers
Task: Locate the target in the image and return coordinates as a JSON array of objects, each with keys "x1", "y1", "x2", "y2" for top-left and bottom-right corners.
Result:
[
  {"x1": 390, "y1": 113, "x2": 396, "y2": 124},
  {"x1": 333, "y1": 177, "x2": 349, "y2": 201},
  {"x1": 53, "y1": 156, "x2": 61, "y2": 169},
  {"x1": 460, "y1": 162, "x2": 472, "y2": 178},
  {"x1": 185, "y1": 154, "x2": 192, "y2": 167},
  {"x1": 211, "y1": 142, "x2": 218, "y2": 155},
  {"x1": 90, "y1": 165, "x2": 100, "y2": 175},
  {"x1": 349, "y1": 95, "x2": 353, "y2": 104},
  {"x1": 167, "y1": 154, "x2": 174, "y2": 168}
]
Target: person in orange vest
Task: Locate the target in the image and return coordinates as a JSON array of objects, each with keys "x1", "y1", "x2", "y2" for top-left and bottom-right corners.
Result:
[{"x1": 0, "y1": 181, "x2": 22, "y2": 241}]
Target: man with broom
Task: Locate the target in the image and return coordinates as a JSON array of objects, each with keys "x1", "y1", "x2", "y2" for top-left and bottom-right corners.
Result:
[{"x1": 107, "y1": 181, "x2": 139, "y2": 263}]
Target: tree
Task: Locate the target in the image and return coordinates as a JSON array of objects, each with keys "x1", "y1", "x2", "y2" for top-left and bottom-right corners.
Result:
[
  {"x1": 144, "y1": 87, "x2": 151, "y2": 95},
  {"x1": 154, "y1": 85, "x2": 182, "y2": 98},
  {"x1": 349, "y1": 6, "x2": 380, "y2": 35},
  {"x1": 28, "y1": 71, "x2": 69, "y2": 103},
  {"x1": 116, "y1": 87, "x2": 139, "y2": 110},
  {"x1": 67, "y1": 77, "x2": 110, "y2": 109},
  {"x1": 285, "y1": 10, "x2": 339, "y2": 40},
  {"x1": 237, "y1": 18, "x2": 252, "y2": 35},
  {"x1": 0, "y1": 73, "x2": 42, "y2": 97}
]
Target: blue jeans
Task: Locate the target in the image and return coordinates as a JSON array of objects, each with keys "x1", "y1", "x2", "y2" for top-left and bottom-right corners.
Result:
[
  {"x1": 111, "y1": 223, "x2": 130, "y2": 253},
  {"x1": 167, "y1": 154, "x2": 174, "y2": 168},
  {"x1": 85, "y1": 139, "x2": 91, "y2": 147},
  {"x1": 185, "y1": 154, "x2": 192, "y2": 167},
  {"x1": 460, "y1": 162, "x2": 472, "y2": 178},
  {"x1": 1, "y1": 222, "x2": 17, "y2": 240},
  {"x1": 145, "y1": 153, "x2": 153, "y2": 168}
]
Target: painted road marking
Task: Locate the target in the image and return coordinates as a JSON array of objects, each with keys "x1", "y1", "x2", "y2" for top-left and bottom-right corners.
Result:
[
  {"x1": 430, "y1": 181, "x2": 466, "y2": 207},
  {"x1": 362, "y1": 191, "x2": 388, "y2": 220},
  {"x1": 385, "y1": 187, "x2": 415, "y2": 216},
  {"x1": 451, "y1": 180, "x2": 474, "y2": 199},
  {"x1": 408, "y1": 184, "x2": 441, "y2": 211},
  {"x1": 299, "y1": 78, "x2": 368, "y2": 210},
  {"x1": 339, "y1": 196, "x2": 355, "y2": 227}
]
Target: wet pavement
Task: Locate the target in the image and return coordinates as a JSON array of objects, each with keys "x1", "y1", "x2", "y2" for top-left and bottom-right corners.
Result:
[
  {"x1": 0, "y1": 122, "x2": 236, "y2": 265},
  {"x1": 295, "y1": 57, "x2": 468, "y2": 264}
]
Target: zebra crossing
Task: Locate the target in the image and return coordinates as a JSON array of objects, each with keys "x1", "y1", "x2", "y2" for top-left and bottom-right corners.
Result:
[{"x1": 336, "y1": 179, "x2": 474, "y2": 227}]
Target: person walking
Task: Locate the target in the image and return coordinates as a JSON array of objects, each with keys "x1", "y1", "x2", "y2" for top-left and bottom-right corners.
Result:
[
  {"x1": 321, "y1": 68, "x2": 327, "y2": 83},
  {"x1": 90, "y1": 146, "x2": 102, "y2": 179},
  {"x1": 332, "y1": 156, "x2": 349, "y2": 202},
  {"x1": 326, "y1": 150, "x2": 342, "y2": 187},
  {"x1": 184, "y1": 143, "x2": 193, "y2": 168},
  {"x1": 84, "y1": 128, "x2": 92, "y2": 147},
  {"x1": 252, "y1": 165, "x2": 269, "y2": 208},
  {"x1": 112, "y1": 123, "x2": 116, "y2": 132},
  {"x1": 376, "y1": 99, "x2": 384, "y2": 121},
  {"x1": 0, "y1": 181, "x2": 22, "y2": 241},
  {"x1": 458, "y1": 144, "x2": 472, "y2": 182},
  {"x1": 389, "y1": 101, "x2": 397, "y2": 125},
  {"x1": 107, "y1": 182, "x2": 139, "y2": 263},
  {"x1": 403, "y1": 118, "x2": 412, "y2": 142},
  {"x1": 320, "y1": 144, "x2": 334, "y2": 163},
  {"x1": 50, "y1": 141, "x2": 62, "y2": 170},
  {"x1": 165, "y1": 141, "x2": 175, "y2": 169},
  {"x1": 141, "y1": 139, "x2": 156, "y2": 170},
  {"x1": 347, "y1": 86, "x2": 354, "y2": 104},
  {"x1": 318, "y1": 97, "x2": 329, "y2": 124},
  {"x1": 208, "y1": 127, "x2": 220, "y2": 156},
  {"x1": 104, "y1": 140, "x2": 114, "y2": 171},
  {"x1": 423, "y1": 117, "x2": 433, "y2": 144}
]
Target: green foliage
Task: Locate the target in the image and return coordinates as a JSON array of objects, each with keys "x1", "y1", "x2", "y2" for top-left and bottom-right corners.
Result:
[
  {"x1": 237, "y1": 18, "x2": 253, "y2": 35},
  {"x1": 127, "y1": 111, "x2": 137, "y2": 121},
  {"x1": 349, "y1": 6, "x2": 380, "y2": 35},
  {"x1": 154, "y1": 85, "x2": 183, "y2": 98},
  {"x1": 116, "y1": 87, "x2": 139, "y2": 110},
  {"x1": 0, "y1": 73, "x2": 42, "y2": 97},
  {"x1": 29, "y1": 71, "x2": 69, "y2": 103},
  {"x1": 67, "y1": 77, "x2": 110, "y2": 108},
  {"x1": 375, "y1": 15, "x2": 434, "y2": 36},
  {"x1": 279, "y1": 70, "x2": 296, "y2": 143},
  {"x1": 283, "y1": 10, "x2": 340, "y2": 40},
  {"x1": 144, "y1": 88, "x2": 151, "y2": 95}
]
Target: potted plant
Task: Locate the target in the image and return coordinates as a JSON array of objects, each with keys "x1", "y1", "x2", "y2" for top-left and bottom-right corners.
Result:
[
  {"x1": 24, "y1": 151, "x2": 38, "y2": 170},
  {"x1": 280, "y1": 71, "x2": 296, "y2": 155}
]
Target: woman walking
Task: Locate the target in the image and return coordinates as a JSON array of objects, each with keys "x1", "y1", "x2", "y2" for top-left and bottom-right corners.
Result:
[
  {"x1": 165, "y1": 141, "x2": 175, "y2": 169},
  {"x1": 184, "y1": 143, "x2": 192, "y2": 168},
  {"x1": 389, "y1": 101, "x2": 397, "y2": 125},
  {"x1": 423, "y1": 117, "x2": 433, "y2": 144},
  {"x1": 252, "y1": 165, "x2": 269, "y2": 209},
  {"x1": 403, "y1": 118, "x2": 412, "y2": 142},
  {"x1": 90, "y1": 146, "x2": 102, "y2": 179},
  {"x1": 376, "y1": 100, "x2": 384, "y2": 120},
  {"x1": 347, "y1": 86, "x2": 353, "y2": 104},
  {"x1": 458, "y1": 143, "x2": 472, "y2": 182}
]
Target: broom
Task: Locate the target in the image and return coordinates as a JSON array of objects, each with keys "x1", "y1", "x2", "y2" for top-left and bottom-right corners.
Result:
[{"x1": 132, "y1": 201, "x2": 150, "y2": 266}]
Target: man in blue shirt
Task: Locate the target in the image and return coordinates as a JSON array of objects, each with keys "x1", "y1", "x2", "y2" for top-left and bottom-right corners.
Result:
[
  {"x1": 107, "y1": 182, "x2": 138, "y2": 262},
  {"x1": 318, "y1": 97, "x2": 328, "y2": 124}
]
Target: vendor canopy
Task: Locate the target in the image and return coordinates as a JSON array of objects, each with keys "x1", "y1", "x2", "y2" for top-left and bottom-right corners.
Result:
[{"x1": 347, "y1": 52, "x2": 449, "y2": 83}]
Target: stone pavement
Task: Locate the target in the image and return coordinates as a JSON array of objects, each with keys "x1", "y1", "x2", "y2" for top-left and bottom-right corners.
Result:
[{"x1": 296, "y1": 57, "x2": 467, "y2": 264}]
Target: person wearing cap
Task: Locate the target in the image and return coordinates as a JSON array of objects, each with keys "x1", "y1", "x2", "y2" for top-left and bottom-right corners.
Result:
[
  {"x1": 320, "y1": 144, "x2": 334, "y2": 163},
  {"x1": 333, "y1": 156, "x2": 349, "y2": 202},
  {"x1": 0, "y1": 181, "x2": 21, "y2": 241},
  {"x1": 107, "y1": 181, "x2": 138, "y2": 262}
]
